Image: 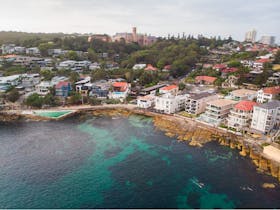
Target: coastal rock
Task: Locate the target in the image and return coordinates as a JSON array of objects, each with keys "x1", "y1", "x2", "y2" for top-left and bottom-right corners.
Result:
[{"x1": 0, "y1": 112, "x2": 21, "y2": 122}]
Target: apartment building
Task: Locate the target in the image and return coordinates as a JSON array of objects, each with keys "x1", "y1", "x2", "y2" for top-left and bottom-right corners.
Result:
[
  {"x1": 257, "y1": 86, "x2": 280, "y2": 103},
  {"x1": 226, "y1": 89, "x2": 257, "y2": 101},
  {"x1": 251, "y1": 100, "x2": 280, "y2": 134},
  {"x1": 155, "y1": 94, "x2": 186, "y2": 114},
  {"x1": 199, "y1": 99, "x2": 237, "y2": 126},
  {"x1": 227, "y1": 100, "x2": 258, "y2": 131},
  {"x1": 185, "y1": 92, "x2": 219, "y2": 115}
]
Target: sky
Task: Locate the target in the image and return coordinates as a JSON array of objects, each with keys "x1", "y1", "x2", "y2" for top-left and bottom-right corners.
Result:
[{"x1": 0, "y1": 0, "x2": 279, "y2": 42}]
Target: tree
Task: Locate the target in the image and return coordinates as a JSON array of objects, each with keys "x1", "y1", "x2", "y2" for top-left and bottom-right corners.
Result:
[
  {"x1": 25, "y1": 93, "x2": 44, "y2": 108},
  {"x1": 274, "y1": 50, "x2": 280, "y2": 64},
  {"x1": 43, "y1": 94, "x2": 59, "y2": 106},
  {"x1": 38, "y1": 43, "x2": 54, "y2": 57},
  {"x1": 178, "y1": 82, "x2": 186, "y2": 90},
  {"x1": 67, "y1": 51, "x2": 79, "y2": 60},
  {"x1": 6, "y1": 88, "x2": 20, "y2": 102},
  {"x1": 40, "y1": 70, "x2": 54, "y2": 81},
  {"x1": 68, "y1": 92, "x2": 82, "y2": 105}
]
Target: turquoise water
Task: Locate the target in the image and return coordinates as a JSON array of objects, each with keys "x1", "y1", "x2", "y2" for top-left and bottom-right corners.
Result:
[
  {"x1": 34, "y1": 110, "x2": 72, "y2": 118},
  {"x1": 0, "y1": 115, "x2": 280, "y2": 208}
]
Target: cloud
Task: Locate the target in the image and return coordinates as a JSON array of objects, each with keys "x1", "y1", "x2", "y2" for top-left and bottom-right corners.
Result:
[{"x1": 0, "y1": 0, "x2": 279, "y2": 42}]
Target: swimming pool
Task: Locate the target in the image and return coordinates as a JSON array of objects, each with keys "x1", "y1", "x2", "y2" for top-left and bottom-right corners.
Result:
[{"x1": 34, "y1": 110, "x2": 73, "y2": 119}]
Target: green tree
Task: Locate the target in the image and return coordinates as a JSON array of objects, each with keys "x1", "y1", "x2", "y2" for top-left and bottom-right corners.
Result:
[
  {"x1": 25, "y1": 93, "x2": 44, "y2": 108},
  {"x1": 43, "y1": 94, "x2": 59, "y2": 106},
  {"x1": 68, "y1": 92, "x2": 82, "y2": 105},
  {"x1": 178, "y1": 82, "x2": 186, "y2": 90},
  {"x1": 67, "y1": 51, "x2": 79, "y2": 60}
]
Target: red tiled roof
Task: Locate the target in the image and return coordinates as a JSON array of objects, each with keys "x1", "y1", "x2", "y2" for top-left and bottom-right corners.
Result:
[
  {"x1": 213, "y1": 64, "x2": 227, "y2": 70},
  {"x1": 235, "y1": 101, "x2": 258, "y2": 111},
  {"x1": 263, "y1": 86, "x2": 280, "y2": 95},
  {"x1": 56, "y1": 81, "x2": 70, "y2": 89},
  {"x1": 161, "y1": 85, "x2": 178, "y2": 91},
  {"x1": 195, "y1": 76, "x2": 217, "y2": 83},
  {"x1": 0, "y1": 54, "x2": 17, "y2": 58},
  {"x1": 222, "y1": 67, "x2": 238, "y2": 73},
  {"x1": 113, "y1": 82, "x2": 128, "y2": 91},
  {"x1": 255, "y1": 58, "x2": 271, "y2": 63},
  {"x1": 145, "y1": 64, "x2": 158, "y2": 71}
]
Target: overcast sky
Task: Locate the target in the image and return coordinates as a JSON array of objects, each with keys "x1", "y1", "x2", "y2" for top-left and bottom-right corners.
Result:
[{"x1": 0, "y1": 0, "x2": 279, "y2": 41}]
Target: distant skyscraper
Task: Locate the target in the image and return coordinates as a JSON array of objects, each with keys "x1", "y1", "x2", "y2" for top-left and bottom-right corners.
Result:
[
  {"x1": 260, "y1": 36, "x2": 276, "y2": 46},
  {"x1": 245, "y1": 29, "x2": 257, "y2": 43}
]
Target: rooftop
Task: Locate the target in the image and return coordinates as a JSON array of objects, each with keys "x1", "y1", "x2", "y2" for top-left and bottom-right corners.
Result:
[
  {"x1": 189, "y1": 92, "x2": 214, "y2": 100},
  {"x1": 231, "y1": 89, "x2": 257, "y2": 97},
  {"x1": 195, "y1": 76, "x2": 217, "y2": 83},
  {"x1": 263, "y1": 86, "x2": 280, "y2": 95},
  {"x1": 257, "y1": 100, "x2": 280, "y2": 110},
  {"x1": 208, "y1": 99, "x2": 237, "y2": 107},
  {"x1": 161, "y1": 85, "x2": 178, "y2": 91},
  {"x1": 234, "y1": 100, "x2": 258, "y2": 111}
]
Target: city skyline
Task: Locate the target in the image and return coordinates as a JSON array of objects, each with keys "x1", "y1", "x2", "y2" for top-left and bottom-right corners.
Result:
[{"x1": 0, "y1": 0, "x2": 279, "y2": 42}]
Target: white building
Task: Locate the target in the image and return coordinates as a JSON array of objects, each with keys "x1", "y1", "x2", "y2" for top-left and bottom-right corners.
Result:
[
  {"x1": 35, "y1": 81, "x2": 52, "y2": 96},
  {"x1": 58, "y1": 60, "x2": 76, "y2": 69},
  {"x1": 137, "y1": 95, "x2": 155, "y2": 109},
  {"x1": 260, "y1": 36, "x2": 276, "y2": 46},
  {"x1": 245, "y1": 29, "x2": 257, "y2": 43},
  {"x1": 199, "y1": 99, "x2": 237, "y2": 126},
  {"x1": 26, "y1": 47, "x2": 40, "y2": 55},
  {"x1": 227, "y1": 100, "x2": 258, "y2": 131},
  {"x1": 1, "y1": 44, "x2": 16, "y2": 54},
  {"x1": 251, "y1": 100, "x2": 280, "y2": 134},
  {"x1": 226, "y1": 89, "x2": 257, "y2": 101},
  {"x1": 185, "y1": 92, "x2": 219, "y2": 115},
  {"x1": 159, "y1": 85, "x2": 179, "y2": 96},
  {"x1": 257, "y1": 86, "x2": 280, "y2": 103},
  {"x1": 89, "y1": 62, "x2": 101, "y2": 70},
  {"x1": 155, "y1": 93, "x2": 186, "y2": 114},
  {"x1": 133, "y1": 64, "x2": 146, "y2": 70}
]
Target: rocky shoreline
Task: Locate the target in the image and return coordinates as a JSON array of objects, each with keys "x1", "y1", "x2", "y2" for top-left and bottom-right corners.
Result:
[{"x1": 1, "y1": 106, "x2": 280, "y2": 185}]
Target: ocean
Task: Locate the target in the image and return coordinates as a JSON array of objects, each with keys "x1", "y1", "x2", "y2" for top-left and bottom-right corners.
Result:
[{"x1": 0, "y1": 114, "x2": 280, "y2": 208}]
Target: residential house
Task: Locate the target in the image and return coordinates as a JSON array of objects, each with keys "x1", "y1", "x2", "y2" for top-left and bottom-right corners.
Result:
[
  {"x1": 154, "y1": 93, "x2": 186, "y2": 114},
  {"x1": 226, "y1": 89, "x2": 257, "y2": 101},
  {"x1": 89, "y1": 62, "x2": 101, "y2": 70},
  {"x1": 195, "y1": 76, "x2": 217, "y2": 85},
  {"x1": 159, "y1": 85, "x2": 179, "y2": 96},
  {"x1": 139, "y1": 84, "x2": 167, "y2": 96},
  {"x1": 162, "y1": 65, "x2": 172, "y2": 72},
  {"x1": 89, "y1": 85, "x2": 109, "y2": 98},
  {"x1": 251, "y1": 100, "x2": 280, "y2": 134},
  {"x1": 257, "y1": 86, "x2": 280, "y2": 103},
  {"x1": 227, "y1": 100, "x2": 258, "y2": 131},
  {"x1": 144, "y1": 64, "x2": 158, "y2": 72},
  {"x1": 75, "y1": 76, "x2": 92, "y2": 95},
  {"x1": 21, "y1": 73, "x2": 40, "y2": 91},
  {"x1": 267, "y1": 72, "x2": 280, "y2": 85},
  {"x1": 222, "y1": 75, "x2": 238, "y2": 89},
  {"x1": 58, "y1": 60, "x2": 76, "y2": 70},
  {"x1": 35, "y1": 81, "x2": 52, "y2": 96},
  {"x1": 26, "y1": 47, "x2": 40, "y2": 56},
  {"x1": 199, "y1": 99, "x2": 237, "y2": 126},
  {"x1": 55, "y1": 81, "x2": 72, "y2": 97},
  {"x1": 0, "y1": 75, "x2": 21, "y2": 92},
  {"x1": 213, "y1": 64, "x2": 227, "y2": 71},
  {"x1": 185, "y1": 92, "x2": 219, "y2": 115},
  {"x1": 109, "y1": 82, "x2": 130, "y2": 100},
  {"x1": 133, "y1": 64, "x2": 146, "y2": 70},
  {"x1": 253, "y1": 58, "x2": 271, "y2": 70},
  {"x1": 137, "y1": 95, "x2": 155, "y2": 109}
]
